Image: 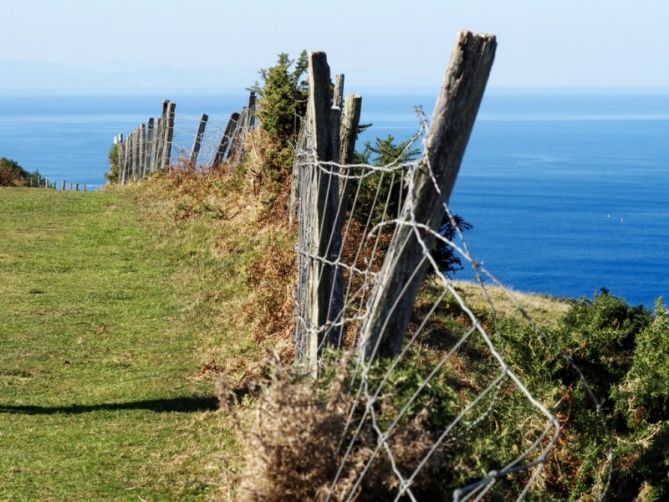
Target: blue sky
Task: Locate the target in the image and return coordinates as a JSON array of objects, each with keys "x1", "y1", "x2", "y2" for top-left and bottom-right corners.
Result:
[{"x1": 1, "y1": 0, "x2": 667, "y2": 93}]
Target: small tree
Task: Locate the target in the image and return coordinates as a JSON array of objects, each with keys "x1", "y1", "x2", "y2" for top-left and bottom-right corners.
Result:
[
  {"x1": 250, "y1": 51, "x2": 309, "y2": 193},
  {"x1": 255, "y1": 51, "x2": 308, "y2": 148},
  {"x1": 106, "y1": 143, "x2": 121, "y2": 184}
]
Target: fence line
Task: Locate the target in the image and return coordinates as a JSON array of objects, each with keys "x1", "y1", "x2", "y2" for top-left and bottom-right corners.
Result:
[
  {"x1": 290, "y1": 33, "x2": 611, "y2": 500},
  {"x1": 103, "y1": 32, "x2": 612, "y2": 499},
  {"x1": 113, "y1": 92, "x2": 257, "y2": 184}
]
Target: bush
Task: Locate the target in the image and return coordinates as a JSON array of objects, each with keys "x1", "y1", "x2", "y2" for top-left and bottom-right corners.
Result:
[
  {"x1": 249, "y1": 52, "x2": 308, "y2": 192},
  {"x1": 106, "y1": 143, "x2": 121, "y2": 184},
  {"x1": 615, "y1": 298, "x2": 669, "y2": 426},
  {"x1": 0, "y1": 157, "x2": 42, "y2": 187}
]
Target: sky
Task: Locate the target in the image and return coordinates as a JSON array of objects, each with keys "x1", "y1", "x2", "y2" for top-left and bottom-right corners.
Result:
[{"x1": 1, "y1": 0, "x2": 668, "y2": 94}]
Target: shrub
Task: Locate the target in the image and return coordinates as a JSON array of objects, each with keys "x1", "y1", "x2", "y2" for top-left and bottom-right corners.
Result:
[
  {"x1": 0, "y1": 157, "x2": 42, "y2": 187},
  {"x1": 249, "y1": 51, "x2": 308, "y2": 193},
  {"x1": 559, "y1": 289, "x2": 651, "y2": 400},
  {"x1": 106, "y1": 143, "x2": 121, "y2": 184},
  {"x1": 615, "y1": 298, "x2": 669, "y2": 426}
]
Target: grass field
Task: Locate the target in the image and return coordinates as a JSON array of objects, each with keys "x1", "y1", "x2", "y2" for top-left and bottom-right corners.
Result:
[{"x1": 0, "y1": 187, "x2": 240, "y2": 500}]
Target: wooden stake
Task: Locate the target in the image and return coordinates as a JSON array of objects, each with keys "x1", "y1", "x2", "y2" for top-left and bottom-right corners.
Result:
[
  {"x1": 358, "y1": 31, "x2": 496, "y2": 360},
  {"x1": 212, "y1": 112, "x2": 240, "y2": 167},
  {"x1": 190, "y1": 113, "x2": 208, "y2": 166}
]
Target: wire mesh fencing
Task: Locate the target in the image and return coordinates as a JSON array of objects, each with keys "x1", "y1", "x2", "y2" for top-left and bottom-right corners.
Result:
[
  {"x1": 288, "y1": 35, "x2": 612, "y2": 500},
  {"x1": 113, "y1": 93, "x2": 256, "y2": 184}
]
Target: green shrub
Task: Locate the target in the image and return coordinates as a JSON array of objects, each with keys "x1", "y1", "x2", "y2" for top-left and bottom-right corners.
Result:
[
  {"x1": 615, "y1": 298, "x2": 669, "y2": 426},
  {"x1": 0, "y1": 157, "x2": 42, "y2": 187},
  {"x1": 559, "y1": 290, "x2": 651, "y2": 400},
  {"x1": 106, "y1": 143, "x2": 121, "y2": 184}
]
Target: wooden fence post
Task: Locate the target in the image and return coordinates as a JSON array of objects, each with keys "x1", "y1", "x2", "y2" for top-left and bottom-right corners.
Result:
[
  {"x1": 212, "y1": 112, "x2": 240, "y2": 167},
  {"x1": 339, "y1": 95, "x2": 362, "y2": 164},
  {"x1": 145, "y1": 118, "x2": 154, "y2": 177},
  {"x1": 190, "y1": 113, "x2": 208, "y2": 166},
  {"x1": 153, "y1": 117, "x2": 163, "y2": 172},
  {"x1": 248, "y1": 91, "x2": 257, "y2": 127},
  {"x1": 161, "y1": 102, "x2": 176, "y2": 169},
  {"x1": 333, "y1": 73, "x2": 345, "y2": 109},
  {"x1": 226, "y1": 107, "x2": 248, "y2": 166},
  {"x1": 139, "y1": 123, "x2": 146, "y2": 177},
  {"x1": 295, "y1": 51, "x2": 344, "y2": 371},
  {"x1": 130, "y1": 128, "x2": 138, "y2": 180},
  {"x1": 121, "y1": 134, "x2": 130, "y2": 184},
  {"x1": 358, "y1": 31, "x2": 496, "y2": 360}
]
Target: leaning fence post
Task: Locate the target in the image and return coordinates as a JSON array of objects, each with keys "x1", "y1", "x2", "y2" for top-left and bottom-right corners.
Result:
[
  {"x1": 212, "y1": 112, "x2": 240, "y2": 167},
  {"x1": 358, "y1": 31, "x2": 497, "y2": 360},
  {"x1": 190, "y1": 113, "x2": 208, "y2": 166},
  {"x1": 295, "y1": 51, "x2": 344, "y2": 372}
]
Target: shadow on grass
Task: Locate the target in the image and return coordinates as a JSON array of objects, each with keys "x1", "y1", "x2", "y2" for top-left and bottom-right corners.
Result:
[{"x1": 0, "y1": 395, "x2": 220, "y2": 415}]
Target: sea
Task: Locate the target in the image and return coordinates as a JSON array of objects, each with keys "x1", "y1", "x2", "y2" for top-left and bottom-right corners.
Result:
[{"x1": 0, "y1": 92, "x2": 667, "y2": 308}]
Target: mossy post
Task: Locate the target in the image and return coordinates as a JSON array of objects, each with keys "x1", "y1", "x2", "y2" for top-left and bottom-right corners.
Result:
[
  {"x1": 190, "y1": 114, "x2": 208, "y2": 166},
  {"x1": 295, "y1": 51, "x2": 344, "y2": 372},
  {"x1": 359, "y1": 31, "x2": 497, "y2": 360}
]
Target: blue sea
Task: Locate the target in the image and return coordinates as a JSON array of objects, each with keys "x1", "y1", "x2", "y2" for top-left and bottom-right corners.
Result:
[{"x1": 0, "y1": 92, "x2": 667, "y2": 307}]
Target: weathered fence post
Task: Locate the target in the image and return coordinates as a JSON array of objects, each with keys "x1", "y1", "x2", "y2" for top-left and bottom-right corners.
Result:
[
  {"x1": 337, "y1": 95, "x2": 362, "y2": 212},
  {"x1": 226, "y1": 107, "x2": 248, "y2": 166},
  {"x1": 145, "y1": 118, "x2": 154, "y2": 177},
  {"x1": 139, "y1": 123, "x2": 146, "y2": 178},
  {"x1": 161, "y1": 101, "x2": 176, "y2": 169},
  {"x1": 61, "y1": 180, "x2": 66, "y2": 191},
  {"x1": 333, "y1": 73, "x2": 345, "y2": 109},
  {"x1": 248, "y1": 91, "x2": 257, "y2": 127},
  {"x1": 190, "y1": 113, "x2": 208, "y2": 166},
  {"x1": 131, "y1": 128, "x2": 140, "y2": 180},
  {"x1": 339, "y1": 95, "x2": 362, "y2": 165},
  {"x1": 212, "y1": 112, "x2": 240, "y2": 167},
  {"x1": 295, "y1": 51, "x2": 344, "y2": 372},
  {"x1": 358, "y1": 31, "x2": 496, "y2": 360}
]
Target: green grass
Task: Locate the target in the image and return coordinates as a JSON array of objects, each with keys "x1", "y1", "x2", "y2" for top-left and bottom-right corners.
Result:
[{"x1": 0, "y1": 187, "x2": 238, "y2": 500}]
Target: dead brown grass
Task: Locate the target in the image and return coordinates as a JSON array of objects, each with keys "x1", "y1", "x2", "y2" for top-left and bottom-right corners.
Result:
[{"x1": 233, "y1": 362, "x2": 447, "y2": 501}]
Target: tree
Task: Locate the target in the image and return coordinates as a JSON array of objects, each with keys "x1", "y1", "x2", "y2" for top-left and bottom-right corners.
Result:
[{"x1": 354, "y1": 135, "x2": 472, "y2": 277}]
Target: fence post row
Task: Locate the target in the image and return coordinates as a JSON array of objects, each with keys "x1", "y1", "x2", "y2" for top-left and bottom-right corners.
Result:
[
  {"x1": 358, "y1": 31, "x2": 497, "y2": 360},
  {"x1": 112, "y1": 91, "x2": 258, "y2": 183}
]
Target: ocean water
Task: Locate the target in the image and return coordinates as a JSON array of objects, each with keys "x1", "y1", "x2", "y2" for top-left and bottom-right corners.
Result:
[{"x1": 0, "y1": 92, "x2": 667, "y2": 307}]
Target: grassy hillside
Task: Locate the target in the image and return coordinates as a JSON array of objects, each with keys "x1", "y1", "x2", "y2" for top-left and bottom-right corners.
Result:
[
  {"x1": 2, "y1": 174, "x2": 666, "y2": 500},
  {"x1": 0, "y1": 187, "x2": 243, "y2": 500}
]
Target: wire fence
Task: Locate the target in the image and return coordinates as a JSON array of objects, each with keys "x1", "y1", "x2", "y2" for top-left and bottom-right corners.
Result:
[
  {"x1": 113, "y1": 93, "x2": 256, "y2": 183},
  {"x1": 289, "y1": 37, "x2": 612, "y2": 500}
]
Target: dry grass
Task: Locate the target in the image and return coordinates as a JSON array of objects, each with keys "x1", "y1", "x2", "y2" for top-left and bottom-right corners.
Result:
[
  {"x1": 233, "y1": 362, "x2": 448, "y2": 501},
  {"x1": 450, "y1": 279, "x2": 570, "y2": 329}
]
